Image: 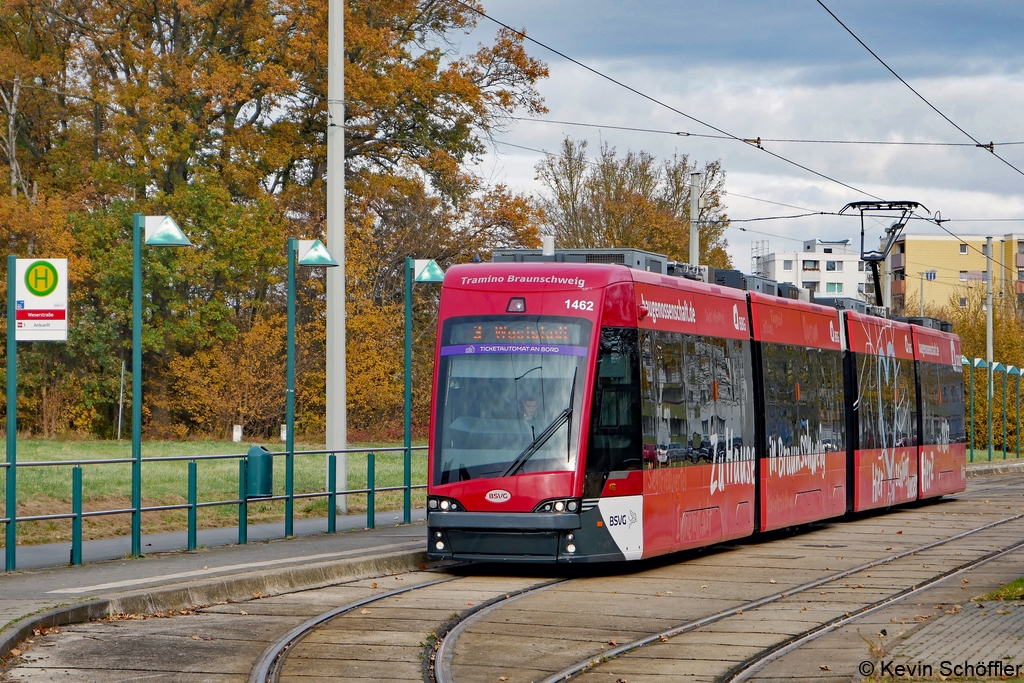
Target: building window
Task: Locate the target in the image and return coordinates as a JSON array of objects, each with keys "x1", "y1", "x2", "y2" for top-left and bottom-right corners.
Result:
[
  {"x1": 982, "y1": 244, "x2": 989, "y2": 256},
  {"x1": 823, "y1": 248, "x2": 833, "y2": 254},
  {"x1": 802, "y1": 260, "x2": 819, "y2": 271},
  {"x1": 783, "y1": 259, "x2": 793, "y2": 271},
  {"x1": 1018, "y1": 269, "x2": 1024, "y2": 281},
  {"x1": 826, "y1": 282, "x2": 843, "y2": 294},
  {"x1": 858, "y1": 261, "x2": 865, "y2": 271},
  {"x1": 826, "y1": 261, "x2": 836, "y2": 271},
  {"x1": 1018, "y1": 241, "x2": 1024, "y2": 254},
  {"x1": 959, "y1": 297, "x2": 968, "y2": 308},
  {"x1": 960, "y1": 243, "x2": 968, "y2": 255},
  {"x1": 983, "y1": 271, "x2": 989, "y2": 283},
  {"x1": 960, "y1": 271, "x2": 968, "y2": 282}
]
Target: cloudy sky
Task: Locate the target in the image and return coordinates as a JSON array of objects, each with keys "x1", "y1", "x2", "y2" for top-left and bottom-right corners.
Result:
[{"x1": 463, "y1": 0, "x2": 1024, "y2": 271}]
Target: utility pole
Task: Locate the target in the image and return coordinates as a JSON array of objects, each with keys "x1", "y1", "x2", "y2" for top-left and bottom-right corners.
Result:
[
  {"x1": 987, "y1": 235, "x2": 994, "y2": 460},
  {"x1": 689, "y1": 171, "x2": 700, "y2": 266},
  {"x1": 326, "y1": 0, "x2": 347, "y2": 512},
  {"x1": 919, "y1": 271, "x2": 925, "y2": 317}
]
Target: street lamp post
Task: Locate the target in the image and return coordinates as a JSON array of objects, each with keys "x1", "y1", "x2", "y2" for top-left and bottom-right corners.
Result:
[
  {"x1": 403, "y1": 258, "x2": 445, "y2": 524},
  {"x1": 1009, "y1": 366, "x2": 1020, "y2": 460},
  {"x1": 132, "y1": 213, "x2": 191, "y2": 557},
  {"x1": 963, "y1": 356, "x2": 973, "y2": 462},
  {"x1": 1001, "y1": 364, "x2": 1009, "y2": 459},
  {"x1": 285, "y1": 238, "x2": 338, "y2": 537},
  {"x1": 973, "y1": 358, "x2": 987, "y2": 462}
]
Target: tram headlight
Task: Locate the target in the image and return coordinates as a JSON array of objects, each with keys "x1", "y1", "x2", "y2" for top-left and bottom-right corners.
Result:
[
  {"x1": 566, "y1": 533, "x2": 574, "y2": 542},
  {"x1": 435, "y1": 531, "x2": 443, "y2": 539},
  {"x1": 533, "y1": 498, "x2": 582, "y2": 513},
  {"x1": 435, "y1": 541, "x2": 445, "y2": 550},
  {"x1": 566, "y1": 543, "x2": 576, "y2": 554},
  {"x1": 440, "y1": 500, "x2": 450, "y2": 510},
  {"x1": 428, "y1": 499, "x2": 439, "y2": 510}
]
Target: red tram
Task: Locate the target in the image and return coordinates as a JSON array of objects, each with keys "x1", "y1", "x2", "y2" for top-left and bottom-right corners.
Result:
[{"x1": 426, "y1": 258, "x2": 966, "y2": 563}]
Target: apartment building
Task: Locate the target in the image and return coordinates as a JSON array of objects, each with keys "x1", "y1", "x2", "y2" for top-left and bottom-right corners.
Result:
[
  {"x1": 890, "y1": 233, "x2": 1024, "y2": 311},
  {"x1": 762, "y1": 239, "x2": 871, "y2": 300}
]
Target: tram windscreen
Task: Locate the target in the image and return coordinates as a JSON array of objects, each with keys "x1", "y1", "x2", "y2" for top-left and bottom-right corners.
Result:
[{"x1": 434, "y1": 316, "x2": 592, "y2": 483}]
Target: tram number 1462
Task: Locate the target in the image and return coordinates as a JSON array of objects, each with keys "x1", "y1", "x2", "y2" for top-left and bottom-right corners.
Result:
[{"x1": 565, "y1": 299, "x2": 594, "y2": 311}]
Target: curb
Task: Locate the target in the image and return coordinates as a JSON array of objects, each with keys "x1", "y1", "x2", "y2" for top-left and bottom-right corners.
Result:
[
  {"x1": 967, "y1": 460, "x2": 1024, "y2": 477},
  {"x1": 0, "y1": 548, "x2": 428, "y2": 660}
]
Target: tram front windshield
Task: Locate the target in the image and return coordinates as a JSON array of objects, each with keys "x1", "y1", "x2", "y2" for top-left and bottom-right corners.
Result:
[{"x1": 434, "y1": 316, "x2": 591, "y2": 484}]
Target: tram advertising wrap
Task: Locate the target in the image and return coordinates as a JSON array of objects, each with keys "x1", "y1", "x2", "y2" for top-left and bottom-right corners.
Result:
[{"x1": 426, "y1": 262, "x2": 967, "y2": 563}]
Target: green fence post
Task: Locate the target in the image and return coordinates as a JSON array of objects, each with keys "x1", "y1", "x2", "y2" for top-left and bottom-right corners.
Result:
[
  {"x1": 238, "y1": 458, "x2": 247, "y2": 545},
  {"x1": 969, "y1": 360, "x2": 975, "y2": 462},
  {"x1": 988, "y1": 362, "x2": 994, "y2": 462},
  {"x1": 1017, "y1": 372, "x2": 1021, "y2": 460},
  {"x1": 327, "y1": 454, "x2": 337, "y2": 534},
  {"x1": 367, "y1": 451, "x2": 375, "y2": 530},
  {"x1": 71, "y1": 466, "x2": 82, "y2": 566},
  {"x1": 187, "y1": 461, "x2": 197, "y2": 551}
]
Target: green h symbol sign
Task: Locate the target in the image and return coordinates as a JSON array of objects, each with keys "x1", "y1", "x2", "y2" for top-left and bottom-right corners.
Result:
[{"x1": 25, "y1": 261, "x2": 59, "y2": 297}]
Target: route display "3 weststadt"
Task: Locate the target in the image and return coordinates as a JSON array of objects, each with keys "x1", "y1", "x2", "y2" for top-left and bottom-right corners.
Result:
[{"x1": 426, "y1": 253, "x2": 965, "y2": 563}]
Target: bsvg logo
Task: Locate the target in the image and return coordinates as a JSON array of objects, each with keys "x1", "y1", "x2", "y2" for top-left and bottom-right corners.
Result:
[
  {"x1": 732, "y1": 304, "x2": 747, "y2": 332},
  {"x1": 485, "y1": 489, "x2": 511, "y2": 503}
]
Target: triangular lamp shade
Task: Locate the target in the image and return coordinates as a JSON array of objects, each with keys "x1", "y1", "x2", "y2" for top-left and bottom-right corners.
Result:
[
  {"x1": 298, "y1": 239, "x2": 339, "y2": 267},
  {"x1": 144, "y1": 216, "x2": 191, "y2": 246}
]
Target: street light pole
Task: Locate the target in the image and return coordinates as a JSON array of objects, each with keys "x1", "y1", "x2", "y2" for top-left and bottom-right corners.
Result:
[
  {"x1": 987, "y1": 236, "x2": 994, "y2": 461},
  {"x1": 286, "y1": 238, "x2": 297, "y2": 537},
  {"x1": 131, "y1": 213, "x2": 191, "y2": 557},
  {"x1": 131, "y1": 214, "x2": 143, "y2": 557},
  {"x1": 286, "y1": 239, "x2": 338, "y2": 537}
]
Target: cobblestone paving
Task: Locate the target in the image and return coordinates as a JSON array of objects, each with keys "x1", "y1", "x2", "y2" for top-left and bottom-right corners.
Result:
[{"x1": 886, "y1": 601, "x2": 1024, "y2": 677}]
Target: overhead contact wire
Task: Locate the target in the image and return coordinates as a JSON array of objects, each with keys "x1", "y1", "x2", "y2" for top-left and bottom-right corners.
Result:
[
  {"x1": 815, "y1": 0, "x2": 1024, "y2": 180},
  {"x1": 454, "y1": 0, "x2": 882, "y2": 200}
]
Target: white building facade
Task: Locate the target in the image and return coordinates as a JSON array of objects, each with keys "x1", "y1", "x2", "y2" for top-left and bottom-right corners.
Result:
[{"x1": 760, "y1": 239, "x2": 871, "y2": 300}]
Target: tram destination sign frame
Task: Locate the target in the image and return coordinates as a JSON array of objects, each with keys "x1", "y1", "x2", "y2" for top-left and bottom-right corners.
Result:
[{"x1": 15, "y1": 258, "x2": 68, "y2": 341}]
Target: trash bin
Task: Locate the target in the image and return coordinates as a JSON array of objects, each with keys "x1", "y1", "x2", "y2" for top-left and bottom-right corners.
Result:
[{"x1": 246, "y1": 445, "x2": 273, "y2": 497}]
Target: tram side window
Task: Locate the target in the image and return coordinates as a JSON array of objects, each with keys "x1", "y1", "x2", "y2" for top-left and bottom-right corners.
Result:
[
  {"x1": 856, "y1": 353, "x2": 917, "y2": 450},
  {"x1": 920, "y1": 361, "x2": 966, "y2": 446},
  {"x1": 585, "y1": 327, "x2": 642, "y2": 481},
  {"x1": 762, "y1": 342, "x2": 845, "y2": 456},
  {"x1": 640, "y1": 329, "x2": 754, "y2": 469}
]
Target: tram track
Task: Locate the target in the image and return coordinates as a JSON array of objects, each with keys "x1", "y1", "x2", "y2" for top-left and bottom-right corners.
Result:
[
  {"x1": 495, "y1": 503, "x2": 1024, "y2": 683},
  {"x1": 4, "y1": 479, "x2": 1022, "y2": 683},
  {"x1": 247, "y1": 483, "x2": 1024, "y2": 683},
  {"x1": 721, "y1": 536, "x2": 1024, "y2": 682}
]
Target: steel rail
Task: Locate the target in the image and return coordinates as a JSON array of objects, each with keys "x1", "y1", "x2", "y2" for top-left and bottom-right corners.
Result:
[
  {"x1": 535, "y1": 507, "x2": 1024, "y2": 683},
  {"x1": 723, "y1": 536, "x2": 1024, "y2": 682},
  {"x1": 247, "y1": 575, "x2": 458, "y2": 683},
  {"x1": 432, "y1": 580, "x2": 567, "y2": 683}
]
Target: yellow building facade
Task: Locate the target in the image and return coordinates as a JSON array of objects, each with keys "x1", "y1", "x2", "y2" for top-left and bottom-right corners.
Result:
[{"x1": 890, "y1": 233, "x2": 1024, "y2": 312}]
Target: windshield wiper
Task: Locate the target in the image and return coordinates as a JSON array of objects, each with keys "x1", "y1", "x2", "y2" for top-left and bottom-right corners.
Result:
[{"x1": 502, "y1": 368, "x2": 577, "y2": 477}]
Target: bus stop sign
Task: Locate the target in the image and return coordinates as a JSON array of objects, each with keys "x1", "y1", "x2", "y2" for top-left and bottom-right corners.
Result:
[{"x1": 15, "y1": 258, "x2": 68, "y2": 341}]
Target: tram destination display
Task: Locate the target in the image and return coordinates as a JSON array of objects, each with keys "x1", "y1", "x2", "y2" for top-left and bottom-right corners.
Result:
[{"x1": 449, "y1": 320, "x2": 584, "y2": 345}]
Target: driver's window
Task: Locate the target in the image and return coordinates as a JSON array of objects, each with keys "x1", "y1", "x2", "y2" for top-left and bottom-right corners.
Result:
[{"x1": 585, "y1": 327, "x2": 642, "y2": 491}]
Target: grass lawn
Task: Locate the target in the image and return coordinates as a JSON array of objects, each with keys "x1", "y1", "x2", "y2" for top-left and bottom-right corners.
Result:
[
  {"x1": 977, "y1": 576, "x2": 1024, "y2": 602},
  {"x1": 1, "y1": 439, "x2": 427, "y2": 546},
  {"x1": 967, "y1": 448, "x2": 1024, "y2": 463}
]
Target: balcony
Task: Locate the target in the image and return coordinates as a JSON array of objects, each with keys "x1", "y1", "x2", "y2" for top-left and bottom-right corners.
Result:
[
  {"x1": 1016, "y1": 253, "x2": 1024, "y2": 268},
  {"x1": 891, "y1": 253, "x2": 906, "y2": 269},
  {"x1": 891, "y1": 280, "x2": 906, "y2": 296}
]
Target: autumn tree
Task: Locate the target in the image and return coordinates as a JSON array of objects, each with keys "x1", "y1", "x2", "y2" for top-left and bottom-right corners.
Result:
[
  {"x1": 0, "y1": 0, "x2": 550, "y2": 439},
  {"x1": 535, "y1": 138, "x2": 732, "y2": 268}
]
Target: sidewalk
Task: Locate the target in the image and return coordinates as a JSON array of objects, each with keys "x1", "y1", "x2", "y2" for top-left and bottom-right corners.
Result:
[{"x1": 0, "y1": 510, "x2": 427, "y2": 659}]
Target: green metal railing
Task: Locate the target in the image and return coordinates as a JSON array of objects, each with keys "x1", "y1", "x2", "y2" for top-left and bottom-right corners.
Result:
[
  {"x1": 963, "y1": 356, "x2": 1021, "y2": 462},
  {"x1": 0, "y1": 445, "x2": 427, "y2": 571}
]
